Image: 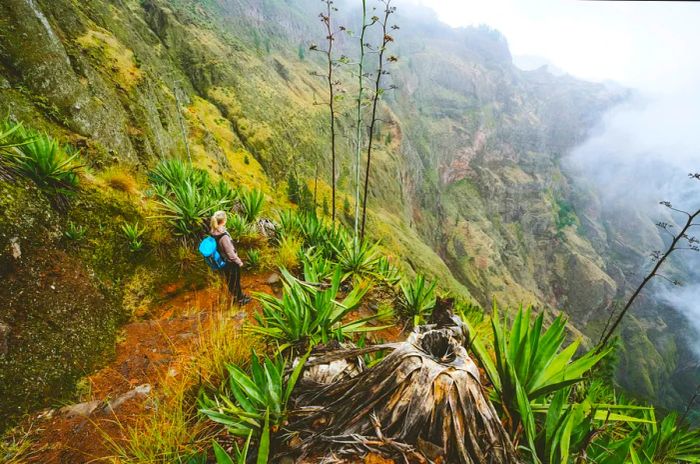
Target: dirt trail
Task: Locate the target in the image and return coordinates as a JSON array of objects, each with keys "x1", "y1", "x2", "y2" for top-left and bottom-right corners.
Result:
[{"x1": 19, "y1": 273, "x2": 275, "y2": 463}]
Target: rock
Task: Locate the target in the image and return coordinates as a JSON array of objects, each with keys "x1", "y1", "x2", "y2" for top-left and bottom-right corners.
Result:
[
  {"x1": 0, "y1": 322, "x2": 10, "y2": 356},
  {"x1": 10, "y1": 237, "x2": 21, "y2": 259},
  {"x1": 266, "y1": 272, "x2": 280, "y2": 285},
  {"x1": 60, "y1": 400, "x2": 102, "y2": 418},
  {"x1": 105, "y1": 383, "x2": 151, "y2": 412}
]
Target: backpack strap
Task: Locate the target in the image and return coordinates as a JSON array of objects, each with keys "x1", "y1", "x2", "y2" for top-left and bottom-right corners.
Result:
[{"x1": 212, "y1": 232, "x2": 231, "y2": 257}]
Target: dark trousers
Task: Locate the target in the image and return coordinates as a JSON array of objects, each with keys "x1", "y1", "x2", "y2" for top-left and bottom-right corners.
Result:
[{"x1": 223, "y1": 262, "x2": 244, "y2": 300}]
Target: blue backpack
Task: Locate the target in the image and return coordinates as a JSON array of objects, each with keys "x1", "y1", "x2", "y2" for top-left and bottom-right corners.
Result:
[{"x1": 198, "y1": 233, "x2": 228, "y2": 270}]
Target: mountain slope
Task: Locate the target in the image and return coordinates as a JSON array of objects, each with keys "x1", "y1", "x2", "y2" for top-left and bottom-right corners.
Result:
[{"x1": 0, "y1": 0, "x2": 696, "y2": 425}]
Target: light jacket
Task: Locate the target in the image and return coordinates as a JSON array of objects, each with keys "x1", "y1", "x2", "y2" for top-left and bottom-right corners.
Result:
[{"x1": 213, "y1": 226, "x2": 243, "y2": 266}]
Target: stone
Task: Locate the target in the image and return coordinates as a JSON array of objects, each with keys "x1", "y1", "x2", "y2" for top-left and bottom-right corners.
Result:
[
  {"x1": 10, "y1": 237, "x2": 20, "y2": 259},
  {"x1": 266, "y1": 272, "x2": 281, "y2": 285},
  {"x1": 0, "y1": 322, "x2": 10, "y2": 356},
  {"x1": 105, "y1": 383, "x2": 151, "y2": 412},
  {"x1": 60, "y1": 400, "x2": 102, "y2": 418}
]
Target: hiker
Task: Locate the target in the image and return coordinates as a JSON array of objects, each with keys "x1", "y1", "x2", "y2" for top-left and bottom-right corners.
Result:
[{"x1": 210, "y1": 210, "x2": 251, "y2": 305}]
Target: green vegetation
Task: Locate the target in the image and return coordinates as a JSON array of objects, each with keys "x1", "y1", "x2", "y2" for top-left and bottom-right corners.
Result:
[
  {"x1": 2, "y1": 0, "x2": 698, "y2": 460},
  {"x1": 63, "y1": 220, "x2": 87, "y2": 241},
  {"x1": 332, "y1": 234, "x2": 381, "y2": 280},
  {"x1": 121, "y1": 221, "x2": 145, "y2": 252},
  {"x1": 251, "y1": 268, "x2": 375, "y2": 351},
  {"x1": 150, "y1": 160, "x2": 235, "y2": 237},
  {"x1": 245, "y1": 248, "x2": 261, "y2": 269},
  {"x1": 0, "y1": 120, "x2": 81, "y2": 198},
  {"x1": 239, "y1": 187, "x2": 265, "y2": 223},
  {"x1": 466, "y1": 305, "x2": 622, "y2": 460},
  {"x1": 399, "y1": 273, "x2": 437, "y2": 326},
  {"x1": 199, "y1": 350, "x2": 308, "y2": 463}
]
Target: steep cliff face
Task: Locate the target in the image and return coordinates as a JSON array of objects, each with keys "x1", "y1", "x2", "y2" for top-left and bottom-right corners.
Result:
[{"x1": 0, "y1": 0, "x2": 695, "y2": 424}]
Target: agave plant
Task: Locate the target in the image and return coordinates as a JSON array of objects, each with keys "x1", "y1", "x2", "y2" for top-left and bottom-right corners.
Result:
[
  {"x1": 331, "y1": 235, "x2": 381, "y2": 280},
  {"x1": 301, "y1": 249, "x2": 335, "y2": 283},
  {"x1": 631, "y1": 412, "x2": 700, "y2": 463},
  {"x1": 399, "y1": 274, "x2": 437, "y2": 326},
  {"x1": 227, "y1": 212, "x2": 254, "y2": 241},
  {"x1": 464, "y1": 305, "x2": 613, "y2": 450},
  {"x1": 372, "y1": 256, "x2": 402, "y2": 285},
  {"x1": 64, "y1": 221, "x2": 86, "y2": 241},
  {"x1": 276, "y1": 209, "x2": 300, "y2": 241},
  {"x1": 246, "y1": 249, "x2": 261, "y2": 269},
  {"x1": 533, "y1": 386, "x2": 654, "y2": 464},
  {"x1": 210, "y1": 178, "x2": 238, "y2": 205},
  {"x1": 296, "y1": 212, "x2": 326, "y2": 247},
  {"x1": 1, "y1": 127, "x2": 81, "y2": 195},
  {"x1": 121, "y1": 221, "x2": 145, "y2": 252},
  {"x1": 154, "y1": 179, "x2": 228, "y2": 237},
  {"x1": 199, "y1": 350, "x2": 309, "y2": 463},
  {"x1": 251, "y1": 267, "x2": 378, "y2": 351},
  {"x1": 239, "y1": 188, "x2": 265, "y2": 223},
  {"x1": 148, "y1": 158, "x2": 202, "y2": 190}
]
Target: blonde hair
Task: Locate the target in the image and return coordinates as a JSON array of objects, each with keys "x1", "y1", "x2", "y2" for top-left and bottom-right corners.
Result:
[{"x1": 210, "y1": 210, "x2": 227, "y2": 233}]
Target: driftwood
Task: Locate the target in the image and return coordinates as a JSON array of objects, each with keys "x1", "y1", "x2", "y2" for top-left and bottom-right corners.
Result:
[{"x1": 284, "y1": 300, "x2": 520, "y2": 463}]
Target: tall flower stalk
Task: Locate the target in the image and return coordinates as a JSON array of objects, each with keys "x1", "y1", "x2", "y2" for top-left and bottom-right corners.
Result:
[{"x1": 360, "y1": 0, "x2": 396, "y2": 241}]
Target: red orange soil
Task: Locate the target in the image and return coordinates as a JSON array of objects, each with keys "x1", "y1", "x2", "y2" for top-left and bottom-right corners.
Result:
[{"x1": 19, "y1": 274, "x2": 272, "y2": 463}]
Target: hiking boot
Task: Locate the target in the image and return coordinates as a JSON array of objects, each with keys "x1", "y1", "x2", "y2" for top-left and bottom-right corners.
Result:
[{"x1": 239, "y1": 295, "x2": 252, "y2": 305}]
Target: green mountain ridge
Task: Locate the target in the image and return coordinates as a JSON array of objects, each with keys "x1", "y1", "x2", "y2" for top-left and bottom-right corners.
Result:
[{"x1": 0, "y1": 0, "x2": 697, "y2": 426}]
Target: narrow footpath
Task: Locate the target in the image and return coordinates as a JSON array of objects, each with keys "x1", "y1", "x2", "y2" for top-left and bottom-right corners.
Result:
[{"x1": 20, "y1": 274, "x2": 272, "y2": 463}]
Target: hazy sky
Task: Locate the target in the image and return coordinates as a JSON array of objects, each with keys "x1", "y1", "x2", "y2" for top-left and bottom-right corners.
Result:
[
  {"x1": 413, "y1": 0, "x2": 700, "y2": 91},
  {"x1": 410, "y1": 1, "x2": 700, "y2": 352}
]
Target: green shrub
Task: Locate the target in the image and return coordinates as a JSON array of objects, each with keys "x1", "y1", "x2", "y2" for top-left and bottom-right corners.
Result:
[
  {"x1": 149, "y1": 159, "x2": 202, "y2": 190},
  {"x1": 464, "y1": 305, "x2": 612, "y2": 450},
  {"x1": 199, "y1": 350, "x2": 309, "y2": 463},
  {"x1": 227, "y1": 213, "x2": 254, "y2": 241},
  {"x1": 121, "y1": 221, "x2": 145, "y2": 252},
  {"x1": 373, "y1": 256, "x2": 401, "y2": 285},
  {"x1": 399, "y1": 274, "x2": 436, "y2": 326},
  {"x1": 149, "y1": 159, "x2": 235, "y2": 237},
  {"x1": 251, "y1": 268, "x2": 377, "y2": 350},
  {"x1": 239, "y1": 188, "x2": 265, "y2": 223},
  {"x1": 246, "y1": 249, "x2": 261, "y2": 269},
  {"x1": 1, "y1": 123, "x2": 81, "y2": 196},
  {"x1": 154, "y1": 179, "x2": 227, "y2": 237},
  {"x1": 331, "y1": 235, "x2": 381, "y2": 280},
  {"x1": 64, "y1": 221, "x2": 86, "y2": 241}
]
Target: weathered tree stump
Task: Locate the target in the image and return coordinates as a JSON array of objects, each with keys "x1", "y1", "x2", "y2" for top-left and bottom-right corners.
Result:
[{"x1": 285, "y1": 301, "x2": 520, "y2": 463}]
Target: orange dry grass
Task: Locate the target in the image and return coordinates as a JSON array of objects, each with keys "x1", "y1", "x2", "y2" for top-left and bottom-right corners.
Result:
[
  {"x1": 101, "y1": 166, "x2": 139, "y2": 195},
  {"x1": 104, "y1": 314, "x2": 259, "y2": 463}
]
